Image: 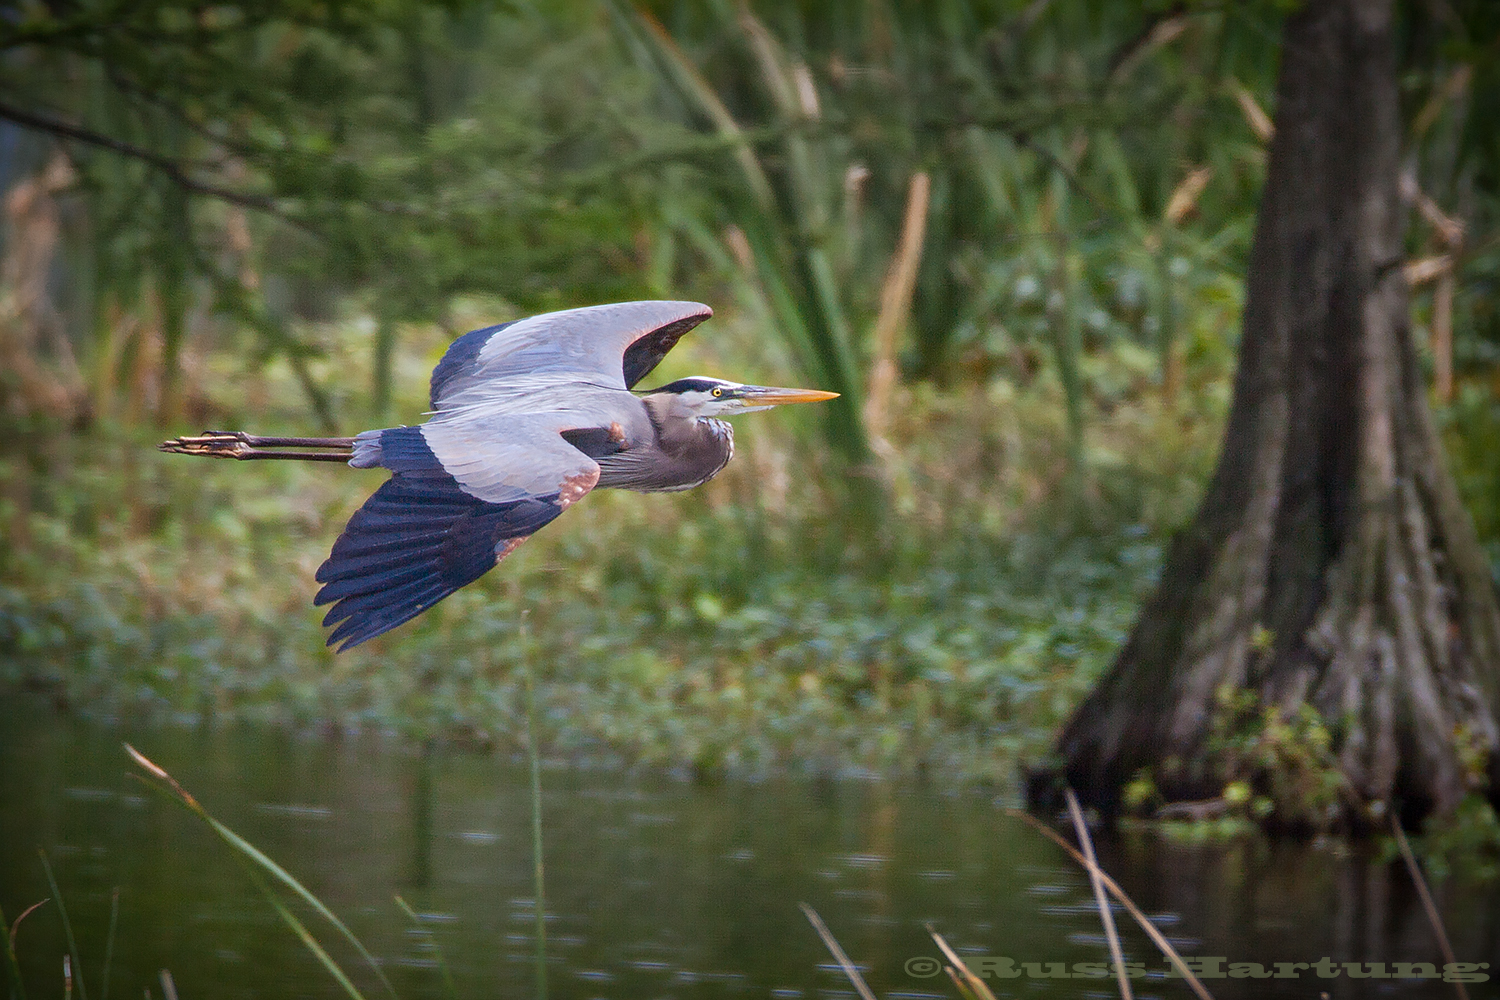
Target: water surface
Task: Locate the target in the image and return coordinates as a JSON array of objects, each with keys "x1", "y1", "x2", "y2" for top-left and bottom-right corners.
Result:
[{"x1": 2, "y1": 697, "x2": 1493, "y2": 998}]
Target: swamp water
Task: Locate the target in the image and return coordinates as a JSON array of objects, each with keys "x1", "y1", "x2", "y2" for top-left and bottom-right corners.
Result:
[{"x1": 2, "y1": 696, "x2": 1495, "y2": 999}]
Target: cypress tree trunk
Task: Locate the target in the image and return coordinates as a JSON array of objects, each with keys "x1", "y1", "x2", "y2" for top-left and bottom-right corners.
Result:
[{"x1": 1043, "y1": 0, "x2": 1500, "y2": 827}]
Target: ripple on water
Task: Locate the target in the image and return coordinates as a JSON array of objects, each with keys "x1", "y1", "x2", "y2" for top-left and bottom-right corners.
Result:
[
  {"x1": 454, "y1": 829, "x2": 497, "y2": 844},
  {"x1": 1067, "y1": 932, "x2": 1109, "y2": 946},
  {"x1": 507, "y1": 911, "x2": 559, "y2": 923},
  {"x1": 63, "y1": 787, "x2": 118, "y2": 802},
  {"x1": 1039, "y1": 903, "x2": 1109, "y2": 916},
  {"x1": 392, "y1": 956, "x2": 440, "y2": 970},
  {"x1": 836, "y1": 853, "x2": 887, "y2": 869},
  {"x1": 573, "y1": 968, "x2": 614, "y2": 982},
  {"x1": 410, "y1": 911, "x2": 457, "y2": 923},
  {"x1": 832, "y1": 887, "x2": 884, "y2": 902},
  {"x1": 1024, "y1": 883, "x2": 1069, "y2": 895},
  {"x1": 253, "y1": 802, "x2": 332, "y2": 819},
  {"x1": 815, "y1": 961, "x2": 871, "y2": 975}
]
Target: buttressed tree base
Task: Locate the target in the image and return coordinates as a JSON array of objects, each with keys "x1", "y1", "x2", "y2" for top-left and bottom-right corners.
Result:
[{"x1": 1040, "y1": 0, "x2": 1500, "y2": 830}]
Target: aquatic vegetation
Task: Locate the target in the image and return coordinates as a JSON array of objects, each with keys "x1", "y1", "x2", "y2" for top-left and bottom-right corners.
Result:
[{"x1": 0, "y1": 320, "x2": 1196, "y2": 784}]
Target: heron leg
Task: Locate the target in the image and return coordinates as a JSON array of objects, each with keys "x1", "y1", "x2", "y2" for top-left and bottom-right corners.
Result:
[{"x1": 158, "y1": 430, "x2": 356, "y2": 462}]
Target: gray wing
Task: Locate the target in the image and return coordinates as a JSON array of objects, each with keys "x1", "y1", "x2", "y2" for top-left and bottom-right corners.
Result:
[
  {"x1": 317, "y1": 395, "x2": 644, "y2": 651},
  {"x1": 429, "y1": 300, "x2": 712, "y2": 412}
]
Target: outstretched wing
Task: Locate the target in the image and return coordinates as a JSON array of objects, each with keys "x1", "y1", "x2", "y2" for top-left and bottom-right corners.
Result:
[
  {"x1": 428, "y1": 300, "x2": 711, "y2": 411},
  {"x1": 316, "y1": 412, "x2": 606, "y2": 651}
]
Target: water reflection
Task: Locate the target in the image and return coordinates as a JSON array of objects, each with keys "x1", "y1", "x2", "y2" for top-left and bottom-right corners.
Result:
[{"x1": 1, "y1": 696, "x2": 1493, "y2": 999}]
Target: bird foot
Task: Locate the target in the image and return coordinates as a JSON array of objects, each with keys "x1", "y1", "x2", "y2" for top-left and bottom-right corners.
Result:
[
  {"x1": 158, "y1": 431, "x2": 355, "y2": 462},
  {"x1": 158, "y1": 431, "x2": 256, "y2": 458}
]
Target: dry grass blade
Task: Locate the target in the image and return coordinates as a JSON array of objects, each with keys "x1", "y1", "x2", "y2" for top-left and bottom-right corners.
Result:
[
  {"x1": 1163, "y1": 166, "x2": 1212, "y2": 226},
  {"x1": 1432, "y1": 270, "x2": 1454, "y2": 402},
  {"x1": 798, "y1": 903, "x2": 876, "y2": 1000},
  {"x1": 1006, "y1": 809, "x2": 1215, "y2": 1000},
  {"x1": 1405, "y1": 255, "x2": 1453, "y2": 286},
  {"x1": 1390, "y1": 816, "x2": 1468, "y2": 1000},
  {"x1": 865, "y1": 171, "x2": 931, "y2": 456},
  {"x1": 1110, "y1": 15, "x2": 1187, "y2": 84},
  {"x1": 1229, "y1": 78, "x2": 1274, "y2": 142},
  {"x1": 2, "y1": 898, "x2": 45, "y2": 1000},
  {"x1": 1064, "y1": 789, "x2": 1132, "y2": 1000},
  {"x1": 157, "y1": 971, "x2": 177, "y2": 1000},
  {"x1": 928, "y1": 927, "x2": 997, "y2": 1000},
  {"x1": 7, "y1": 897, "x2": 49, "y2": 952},
  {"x1": 737, "y1": 7, "x2": 798, "y2": 118},
  {"x1": 1412, "y1": 64, "x2": 1472, "y2": 139},
  {"x1": 944, "y1": 964, "x2": 977, "y2": 1000},
  {"x1": 123, "y1": 744, "x2": 198, "y2": 808}
]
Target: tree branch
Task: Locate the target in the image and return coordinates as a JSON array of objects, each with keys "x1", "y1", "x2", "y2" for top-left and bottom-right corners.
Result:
[
  {"x1": 104, "y1": 68, "x2": 267, "y2": 165},
  {"x1": 0, "y1": 99, "x2": 318, "y2": 234}
]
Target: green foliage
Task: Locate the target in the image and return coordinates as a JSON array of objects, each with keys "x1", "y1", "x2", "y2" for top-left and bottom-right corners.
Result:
[
  {"x1": 1441, "y1": 383, "x2": 1500, "y2": 584},
  {"x1": 614, "y1": 0, "x2": 1276, "y2": 461},
  {"x1": 1120, "y1": 687, "x2": 1356, "y2": 835},
  {"x1": 1203, "y1": 686, "x2": 1348, "y2": 831},
  {"x1": 1, "y1": 1, "x2": 665, "y2": 424},
  {"x1": 4, "y1": 0, "x2": 1500, "y2": 792},
  {"x1": 1396, "y1": 794, "x2": 1500, "y2": 883},
  {"x1": 0, "y1": 310, "x2": 1200, "y2": 783}
]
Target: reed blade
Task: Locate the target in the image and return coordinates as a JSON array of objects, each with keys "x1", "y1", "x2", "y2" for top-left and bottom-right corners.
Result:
[
  {"x1": 1064, "y1": 789, "x2": 1132, "y2": 1000},
  {"x1": 798, "y1": 904, "x2": 875, "y2": 1000},
  {"x1": 37, "y1": 853, "x2": 86, "y2": 1000},
  {"x1": 124, "y1": 744, "x2": 394, "y2": 1000}
]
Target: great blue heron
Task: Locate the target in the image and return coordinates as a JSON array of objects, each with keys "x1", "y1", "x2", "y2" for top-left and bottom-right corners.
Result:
[{"x1": 160, "y1": 301, "x2": 836, "y2": 651}]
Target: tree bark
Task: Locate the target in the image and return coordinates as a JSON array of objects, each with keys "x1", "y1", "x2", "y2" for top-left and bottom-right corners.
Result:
[{"x1": 1041, "y1": 0, "x2": 1500, "y2": 828}]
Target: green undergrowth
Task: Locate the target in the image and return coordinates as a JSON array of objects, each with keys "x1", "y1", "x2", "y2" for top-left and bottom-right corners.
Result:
[
  {"x1": 0, "y1": 433, "x2": 1166, "y2": 787},
  {"x1": 0, "y1": 311, "x2": 1222, "y2": 787},
  {"x1": 6, "y1": 299, "x2": 1500, "y2": 790}
]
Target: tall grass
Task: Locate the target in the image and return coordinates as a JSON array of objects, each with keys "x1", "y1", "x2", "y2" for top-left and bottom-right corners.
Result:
[
  {"x1": 607, "y1": 1, "x2": 1278, "y2": 485},
  {"x1": 127, "y1": 744, "x2": 396, "y2": 1000}
]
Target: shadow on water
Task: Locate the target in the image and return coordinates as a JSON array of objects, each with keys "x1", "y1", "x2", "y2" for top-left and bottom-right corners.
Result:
[{"x1": 1, "y1": 695, "x2": 1494, "y2": 1000}]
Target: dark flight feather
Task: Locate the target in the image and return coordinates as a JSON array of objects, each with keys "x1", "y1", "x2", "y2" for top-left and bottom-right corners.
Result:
[
  {"x1": 314, "y1": 427, "x2": 563, "y2": 650},
  {"x1": 620, "y1": 314, "x2": 711, "y2": 388}
]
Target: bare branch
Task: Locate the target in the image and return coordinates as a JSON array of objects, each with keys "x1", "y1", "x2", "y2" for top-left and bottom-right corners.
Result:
[{"x1": 0, "y1": 99, "x2": 318, "y2": 234}]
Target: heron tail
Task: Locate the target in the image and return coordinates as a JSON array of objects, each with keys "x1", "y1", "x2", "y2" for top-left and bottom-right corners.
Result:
[{"x1": 158, "y1": 430, "x2": 355, "y2": 463}]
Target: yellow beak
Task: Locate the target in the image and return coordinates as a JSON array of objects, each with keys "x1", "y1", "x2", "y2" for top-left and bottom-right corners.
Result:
[{"x1": 736, "y1": 386, "x2": 840, "y2": 406}]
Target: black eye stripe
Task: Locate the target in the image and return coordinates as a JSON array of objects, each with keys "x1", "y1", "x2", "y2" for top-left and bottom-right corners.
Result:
[{"x1": 648, "y1": 377, "x2": 727, "y2": 395}]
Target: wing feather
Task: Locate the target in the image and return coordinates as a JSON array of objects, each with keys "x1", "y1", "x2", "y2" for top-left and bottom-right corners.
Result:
[
  {"x1": 429, "y1": 300, "x2": 711, "y2": 411},
  {"x1": 320, "y1": 302, "x2": 688, "y2": 650},
  {"x1": 316, "y1": 425, "x2": 600, "y2": 650}
]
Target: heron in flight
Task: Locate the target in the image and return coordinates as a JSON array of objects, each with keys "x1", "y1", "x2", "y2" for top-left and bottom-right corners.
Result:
[{"x1": 160, "y1": 301, "x2": 836, "y2": 651}]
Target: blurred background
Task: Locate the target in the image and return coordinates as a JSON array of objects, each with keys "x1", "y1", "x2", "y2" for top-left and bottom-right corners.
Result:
[
  {"x1": 4, "y1": 2, "x2": 1500, "y2": 997},
  {"x1": 4, "y1": 0, "x2": 1497, "y2": 780}
]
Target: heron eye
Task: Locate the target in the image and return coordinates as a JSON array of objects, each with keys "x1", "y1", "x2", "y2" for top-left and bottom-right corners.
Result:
[{"x1": 712, "y1": 387, "x2": 723, "y2": 397}]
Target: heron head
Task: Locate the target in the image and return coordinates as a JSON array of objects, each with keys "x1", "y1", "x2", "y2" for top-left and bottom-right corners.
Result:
[{"x1": 646, "y1": 377, "x2": 838, "y2": 417}]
